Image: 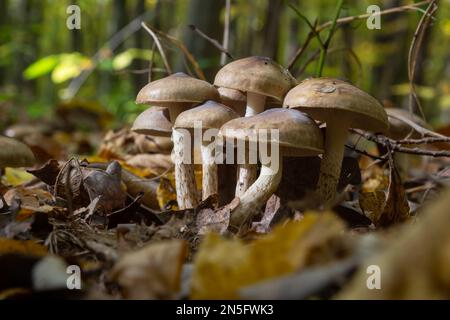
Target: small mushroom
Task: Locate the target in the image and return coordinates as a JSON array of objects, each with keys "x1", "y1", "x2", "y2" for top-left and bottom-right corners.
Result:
[
  {"x1": 219, "y1": 108, "x2": 323, "y2": 228},
  {"x1": 0, "y1": 135, "x2": 36, "y2": 170},
  {"x1": 284, "y1": 78, "x2": 388, "y2": 203},
  {"x1": 214, "y1": 56, "x2": 297, "y2": 197},
  {"x1": 135, "y1": 73, "x2": 220, "y2": 210},
  {"x1": 132, "y1": 106, "x2": 173, "y2": 137},
  {"x1": 174, "y1": 101, "x2": 239, "y2": 201}
]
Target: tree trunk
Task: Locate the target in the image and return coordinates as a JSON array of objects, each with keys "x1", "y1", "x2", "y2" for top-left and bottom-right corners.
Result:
[{"x1": 261, "y1": 0, "x2": 283, "y2": 60}]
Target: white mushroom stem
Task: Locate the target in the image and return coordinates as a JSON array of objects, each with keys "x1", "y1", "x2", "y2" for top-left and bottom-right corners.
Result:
[
  {"x1": 172, "y1": 128, "x2": 199, "y2": 209},
  {"x1": 230, "y1": 160, "x2": 283, "y2": 229},
  {"x1": 244, "y1": 92, "x2": 266, "y2": 117},
  {"x1": 236, "y1": 92, "x2": 267, "y2": 197},
  {"x1": 201, "y1": 140, "x2": 218, "y2": 201},
  {"x1": 317, "y1": 121, "x2": 349, "y2": 203}
]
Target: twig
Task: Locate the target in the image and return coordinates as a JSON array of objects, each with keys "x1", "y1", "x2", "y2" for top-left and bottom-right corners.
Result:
[
  {"x1": 407, "y1": 0, "x2": 437, "y2": 120},
  {"x1": 288, "y1": 4, "x2": 324, "y2": 49},
  {"x1": 65, "y1": 163, "x2": 74, "y2": 216},
  {"x1": 316, "y1": 1, "x2": 433, "y2": 32},
  {"x1": 148, "y1": 26, "x2": 206, "y2": 80},
  {"x1": 64, "y1": 12, "x2": 154, "y2": 99},
  {"x1": 352, "y1": 129, "x2": 450, "y2": 158},
  {"x1": 148, "y1": 41, "x2": 156, "y2": 82},
  {"x1": 345, "y1": 143, "x2": 387, "y2": 161},
  {"x1": 395, "y1": 137, "x2": 450, "y2": 145},
  {"x1": 287, "y1": 0, "x2": 432, "y2": 71},
  {"x1": 188, "y1": 24, "x2": 234, "y2": 59},
  {"x1": 221, "y1": 0, "x2": 231, "y2": 65},
  {"x1": 141, "y1": 22, "x2": 172, "y2": 74}
]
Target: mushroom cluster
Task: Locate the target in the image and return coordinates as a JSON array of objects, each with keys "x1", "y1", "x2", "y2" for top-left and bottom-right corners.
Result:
[{"x1": 132, "y1": 57, "x2": 388, "y2": 230}]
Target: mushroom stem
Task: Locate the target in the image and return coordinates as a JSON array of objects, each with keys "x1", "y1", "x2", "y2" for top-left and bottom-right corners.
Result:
[
  {"x1": 167, "y1": 104, "x2": 186, "y2": 123},
  {"x1": 317, "y1": 121, "x2": 349, "y2": 203},
  {"x1": 201, "y1": 140, "x2": 218, "y2": 201},
  {"x1": 236, "y1": 92, "x2": 267, "y2": 197},
  {"x1": 244, "y1": 92, "x2": 266, "y2": 117},
  {"x1": 230, "y1": 160, "x2": 283, "y2": 229},
  {"x1": 172, "y1": 128, "x2": 199, "y2": 209},
  {"x1": 235, "y1": 163, "x2": 258, "y2": 197}
]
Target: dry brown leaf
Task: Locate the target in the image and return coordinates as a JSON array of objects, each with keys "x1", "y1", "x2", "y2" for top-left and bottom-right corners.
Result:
[
  {"x1": 338, "y1": 187, "x2": 450, "y2": 299},
  {"x1": 125, "y1": 153, "x2": 173, "y2": 175},
  {"x1": 191, "y1": 212, "x2": 347, "y2": 299},
  {"x1": 110, "y1": 239, "x2": 187, "y2": 299}
]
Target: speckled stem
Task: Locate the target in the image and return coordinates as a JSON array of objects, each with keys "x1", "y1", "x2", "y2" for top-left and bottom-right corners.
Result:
[
  {"x1": 201, "y1": 141, "x2": 218, "y2": 201},
  {"x1": 317, "y1": 121, "x2": 349, "y2": 203},
  {"x1": 230, "y1": 161, "x2": 283, "y2": 229},
  {"x1": 236, "y1": 92, "x2": 267, "y2": 197},
  {"x1": 172, "y1": 128, "x2": 199, "y2": 209}
]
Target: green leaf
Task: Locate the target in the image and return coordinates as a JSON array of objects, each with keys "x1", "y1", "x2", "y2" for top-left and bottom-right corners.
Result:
[{"x1": 23, "y1": 55, "x2": 60, "y2": 80}]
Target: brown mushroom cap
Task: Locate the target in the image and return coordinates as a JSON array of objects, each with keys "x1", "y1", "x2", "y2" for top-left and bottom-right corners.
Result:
[
  {"x1": 283, "y1": 78, "x2": 388, "y2": 133},
  {"x1": 174, "y1": 100, "x2": 239, "y2": 130},
  {"x1": 136, "y1": 72, "x2": 220, "y2": 107},
  {"x1": 131, "y1": 106, "x2": 173, "y2": 137},
  {"x1": 0, "y1": 136, "x2": 36, "y2": 168},
  {"x1": 214, "y1": 56, "x2": 297, "y2": 102},
  {"x1": 385, "y1": 108, "x2": 430, "y2": 140},
  {"x1": 219, "y1": 108, "x2": 323, "y2": 157}
]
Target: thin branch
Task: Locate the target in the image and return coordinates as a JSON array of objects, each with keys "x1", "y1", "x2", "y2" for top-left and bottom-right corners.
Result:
[
  {"x1": 141, "y1": 22, "x2": 172, "y2": 74},
  {"x1": 148, "y1": 25, "x2": 206, "y2": 80},
  {"x1": 287, "y1": 0, "x2": 432, "y2": 72},
  {"x1": 287, "y1": 19, "x2": 317, "y2": 70},
  {"x1": 188, "y1": 24, "x2": 234, "y2": 59},
  {"x1": 352, "y1": 129, "x2": 450, "y2": 158},
  {"x1": 407, "y1": 0, "x2": 437, "y2": 120},
  {"x1": 221, "y1": 0, "x2": 231, "y2": 66},
  {"x1": 345, "y1": 143, "x2": 387, "y2": 161},
  {"x1": 395, "y1": 137, "x2": 450, "y2": 145},
  {"x1": 148, "y1": 41, "x2": 156, "y2": 82},
  {"x1": 288, "y1": 3, "x2": 324, "y2": 49}
]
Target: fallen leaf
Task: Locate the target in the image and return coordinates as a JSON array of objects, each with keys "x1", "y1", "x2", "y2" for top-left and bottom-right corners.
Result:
[
  {"x1": 191, "y1": 212, "x2": 347, "y2": 299},
  {"x1": 2, "y1": 168, "x2": 35, "y2": 186},
  {"x1": 110, "y1": 239, "x2": 187, "y2": 299},
  {"x1": 0, "y1": 238, "x2": 47, "y2": 256}
]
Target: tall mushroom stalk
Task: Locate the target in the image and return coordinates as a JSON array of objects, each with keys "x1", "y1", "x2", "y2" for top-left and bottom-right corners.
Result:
[
  {"x1": 174, "y1": 101, "x2": 238, "y2": 203},
  {"x1": 316, "y1": 120, "x2": 350, "y2": 203},
  {"x1": 283, "y1": 78, "x2": 389, "y2": 204},
  {"x1": 214, "y1": 57, "x2": 296, "y2": 198},
  {"x1": 134, "y1": 72, "x2": 220, "y2": 210},
  {"x1": 172, "y1": 127, "x2": 199, "y2": 209},
  {"x1": 220, "y1": 109, "x2": 324, "y2": 230},
  {"x1": 235, "y1": 92, "x2": 267, "y2": 197}
]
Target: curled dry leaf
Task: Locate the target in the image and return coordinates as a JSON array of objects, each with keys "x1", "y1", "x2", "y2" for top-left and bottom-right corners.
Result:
[
  {"x1": 83, "y1": 161, "x2": 126, "y2": 214},
  {"x1": 359, "y1": 158, "x2": 410, "y2": 227},
  {"x1": 337, "y1": 187, "x2": 450, "y2": 299},
  {"x1": 191, "y1": 212, "x2": 348, "y2": 299},
  {"x1": 110, "y1": 239, "x2": 187, "y2": 299},
  {"x1": 196, "y1": 197, "x2": 239, "y2": 235}
]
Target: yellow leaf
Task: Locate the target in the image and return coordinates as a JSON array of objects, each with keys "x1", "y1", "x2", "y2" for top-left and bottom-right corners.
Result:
[
  {"x1": 0, "y1": 238, "x2": 47, "y2": 257},
  {"x1": 157, "y1": 177, "x2": 177, "y2": 210},
  {"x1": 191, "y1": 212, "x2": 346, "y2": 299},
  {"x1": 2, "y1": 167, "x2": 34, "y2": 186}
]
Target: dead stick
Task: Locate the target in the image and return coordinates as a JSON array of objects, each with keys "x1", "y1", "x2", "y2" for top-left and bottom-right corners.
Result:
[{"x1": 189, "y1": 25, "x2": 234, "y2": 59}]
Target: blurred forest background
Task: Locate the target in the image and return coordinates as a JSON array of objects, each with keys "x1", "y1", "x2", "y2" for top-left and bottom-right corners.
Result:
[{"x1": 1, "y1": 0, "x2": 450, "y2": 133}]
